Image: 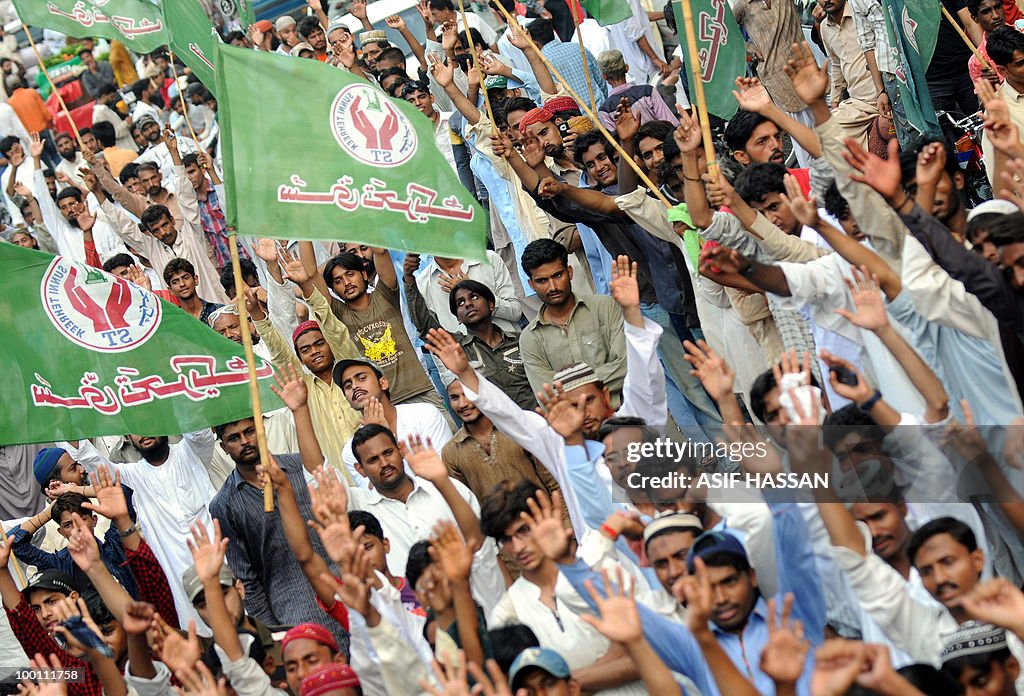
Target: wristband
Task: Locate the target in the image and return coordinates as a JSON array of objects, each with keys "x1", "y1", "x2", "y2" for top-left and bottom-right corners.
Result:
[
  {"x1": 740, "y1": 263, "x2": 755, "y2": 278},
  {"x1": 118, "y1": 522, "x2": 141, "y2": 538},
  {"x1": 857, "y1": 389, "x2": 883, "y2": 412},
  {"x1": 891, "y1": 191, "x2": 911, "y2": 211},
  {"x1": 599, "y1": 523, "x2": 620, "y2": 541}
]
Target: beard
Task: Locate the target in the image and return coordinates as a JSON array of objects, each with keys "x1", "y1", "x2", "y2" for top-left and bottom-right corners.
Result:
[
  {"x1": 136, "y1": 436, "x2": 170, "y2": 461},
  {"x1": 59, "y1": 151, "x2": 76, "y2": 162}
]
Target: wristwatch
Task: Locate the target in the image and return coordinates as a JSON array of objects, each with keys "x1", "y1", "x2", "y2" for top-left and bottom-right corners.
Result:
[
  {"x1": 857, "y1": 389, "x2": 883, "y2": 412},
  {"x1": 118, "y1": 522, "x2": 141, "y2": 538}
]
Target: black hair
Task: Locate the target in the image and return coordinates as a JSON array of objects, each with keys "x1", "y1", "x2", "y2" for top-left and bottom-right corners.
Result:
[
  {"x1": 595, "y1": 415, "x2": 648, "y2": 442},
  {"x1": 907, "y1": 516, "x2": 978, "y2": 566},
  {"x1": 698, "y1": 549, "x2": 752, "y2": 573},
  {"x1": 54, "y1": 130, "x2": 76, "y2": 143},
  {"x1": 734, "y1": 162, "x2": 789, "y2": 204},
  {"x1": 348, "y1": 510, "x2": 385, "y2": 541},
  {"x1": 103, "y1": 253, "x2": 135, "y2": 273},
  {"x1": 322, "y1": 251, "x2": 368, "y2": 288},
  {"x1": 661, "y1": 136, "x2": 681, "y2": 164},
  {"x1": 724, "y1": 110, "x2": 772, "y2": 153},
  {"x1": 56, "y1": 187, "x2": 84, "y2": 204},
  {"x1": 51, "y1": 492, "x2": 90, "y2": 522},
  {"x1": 140, "y1": 204, "x2": 173, "y2": 232},
  {"x1": 987, "y1": 25, "x2": 1024, "y2": 66},
  {"x1": 526, "y1": 18, "x2": 556, "y2": 45},
  {"x1": 898, "y1": 663, "x2": 963, "y2": 695},
  {"x1": 136, "y1": 162, "x2": 160, "y2": 176},
  {"x1": 0, "y1": 135, "x2": 20, "y2": 157},
  {"x1": 823, "y1": 180, "x2": 850, "y2": 220},
  {"x1": 220, "y1": 258, "x2": 258, "y2": 294},
  {"x1": 748, "y1": 366, "x2": 821, "y2": 422},
  {"x1": 942, "y1": 646, "x2": 1013, "y2": 682},
  {"x1": 224, "y1": 30, "x2": 247, "y2": 44},
  {"x1": 429, "y1": 0, "x2": 456, "y2": 9},
  {"x1": 822, "y1": 404, "x2": 887, "y2": 452},
  {"x1": 501, "y1": 96, "x2": 538, "y2": 121},
  {"x1": 90, "y1": 120, "x2": 117, "y2": 148},
  {"x1": 521, "y1": 238, "x2": 569, "y2": 277},
  {"x1": 119, "y1": 163, "x2": 140, "y2": 184},
  {"x1": 378, "y1": 66, "x2": 410, "y2": 85},
  {"x1": 489, "y1": 625, "x2": 540, "y2": 674},
  {"x1": 376, "y1": 47, "x2": 405, "y2": 67},
  {"x1": 965, "y1": 212, "x2": 1005, "y2": 245},
  {"x1": 405, "y1": 539, "x2": 433, "y2": 590},
  {"x1": 572, "y1": 128, "x2": 615, "y2": 168},
  {"x1": 163, "y1": 257, "x2": 196, "y2": 284},
  {"x1": 401, "y1": 80, "x2": 431, "y2": 100},
  {"x1": 182, "y1": 153, "x2": 200, "y2": 168},
  {"x1": 129, "y1": 78, "x2": 151, "y2": 101},
  {"x1": 77, "y1": 48, "x2": 93, "y2": 58},
  {"x1": 457, "y1": 28, "x2": 487, "y2": 51},
  {"x1": 986, "y1": 211, "x2": 1024, "y2": 247},
  {"x1": 966, "y1": 0, "x2": 988, "y2": 16},
  {"x1": 480, "y1": 480, "x2": 541, "y2": 540},
  {"x1": 448, "y1": 279, "x2": 495, "y2": 318},
  {"x1": 85, "y1": 594, "x2": 117, "y2": 629},
  {"x1": 213, "y1": 417, "x2": 253, "y2": 440},
  {"x1": 297, "y1": 15, "x2": 323, "y2": 39},
  {"x1": 635, "y1": 121, "x2": 675, "y2": 147},
  {"x1": 94, "y1": 83, "x2": 118, "y2": 100},
  {"x1": 351, "y1": 424, "x2": 399, "y2": 464},
  {"x1": 898, "y1": 138, "x2": 959, "y2": 187}
]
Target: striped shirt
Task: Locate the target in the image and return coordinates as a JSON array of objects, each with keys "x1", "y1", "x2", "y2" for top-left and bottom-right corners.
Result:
[{"x1": 733, "y1": 0, "x2": 807, "y2": 112}]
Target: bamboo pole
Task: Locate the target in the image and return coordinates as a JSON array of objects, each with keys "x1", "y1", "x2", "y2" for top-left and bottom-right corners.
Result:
[
  {"x1": 940, "y1": 5, "x2": 991, "y2": 71},
  {"x1": 227, "y1": 231, "x2": 274, "y2": 512},
  {"x1": 22, "y1": 24, "x2": 83, "y2": 148},
  {"x1": 492, "y1": 1, "x2": 674, "y2": 208},
  {"x1": 456, "y1": 0, "x2": 496, "y2": 129},
  {"x1": 678, "y1": 0, "x2": 718, "y2": 181},
  {"x1": 570, "y1": 5, "x2": 597, "y2": 113}
]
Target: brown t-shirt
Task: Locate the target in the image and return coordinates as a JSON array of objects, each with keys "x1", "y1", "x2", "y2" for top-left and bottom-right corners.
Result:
[{"x1": 330, "y1": 282, "x2": 434, "y2": 404}]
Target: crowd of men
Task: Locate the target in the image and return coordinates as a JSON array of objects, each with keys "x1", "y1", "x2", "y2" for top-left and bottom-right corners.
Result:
[{"x1": 2, "y1": 0, "x2": 1024, "y2": 694}]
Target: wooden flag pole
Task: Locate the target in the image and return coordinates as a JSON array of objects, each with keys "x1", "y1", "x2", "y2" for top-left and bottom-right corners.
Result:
[
  {"x1": 570, "y1": 5, "x2": 597, "y2": 113},
  {"x1": 168, "y1": 52, "x2": 202, "y2": 147},
  {"x1": 456, "y1": 0, "x2": 496, "y2": 130},
  {"x1": 678, "y1": 0, "x2": 718, "y2": 181},
  {"x1": 22, "y1": 24, "x2": 84, "y2": 149},
  {"x1": 227, "y1": 231, "x2": 274, "y2": 512},
  {"x1": 492, "y1": 1, "x2": 674, "y2": 208},
  {"x1": 940, "y1": 5, "x2": 991, "y2": 71}
]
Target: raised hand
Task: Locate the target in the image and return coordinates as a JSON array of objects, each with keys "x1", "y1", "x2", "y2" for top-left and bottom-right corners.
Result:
[
  {"x1": 270, "y1": 363, "x2": 309, "y2": 412},
  {"x1": 520, "y1": 489, "x2": 573, "y2": 564},
  {"x1": 784, "y1": 41, "x2": 829, "y2": 105},
  {"x1": 960, "y1": 577, "x2": 1024, "y2": 634},
  {"x1": 490, "y1": 130, "x2": 515, "y2": 159},
  {"x1": 520, "y1": 135, "x2": 546, "y2": 168},
  {"x1": 998, "y1": 158, "x2": 1024, "y2": 210},
  {"x1": 834, "y1": 265, "x2": 888, "y2": 331},
  {"x1": 915, "y1": 141, "x2": 947, "y2": 191},
  {"x1": 81, "y1": 466, "x2": 127, "y2": 521},
  {"x1": 818, "y1": 349, "x2": 873, "y2": 405},
  {"x1": 703, "y1": 170, "x2": 736, "y2": 209},
  {"x1": 278, "y1": 245, "x2": 310, "y2": 286},
  {"x1": 674, "y1": 556, "x2": 713, "y2": 632},
  {"x1": 440, "y1": 21, "x2": 459, "y2": 53},
  {"x1": 350, "y1": 0, "x2": 368, "y2": 20},
  {"x1": 254, "y1": 238, "x2": 279, "y2": 262},
  {"x1": 186, "y1": 519, "x2": 228, "y2": 585},
  {"x1": 359, "y1": 396, "x2": 388, "y2": 427},
  {"x1": 580, "y1": 567, "x2": 642, "y2": 644},
  {"x1": 415, "y1": 0, "x2": 434, "y2": 28},
  {"x1": 309, "y1": 468, "x2": 361, "y2": 566},
  {"x1": 535, "y1": 382, "x2": 585, "y2": 439},
  {"x1": 810, "y1": 639, "x2": 867, "y2": 696},
  {"x1": 843, "y1": 138, "x2": 903, "y2": 204},
  {"x1": 399, "y1": 434, "x2": 446, "y2": 483},
  {"x1": 733, "y1": 76, "x2": 772, "y2": 113},
  {"x1": 125, "y1": 265, "x2": 153, "y2": 292},
  {"x1": 51, "y1": 596, "x2": 109, "y2": 656},
  {"x1": 698, "y1": 244, "x2": 748, "y2": 276},
  {"x1": 29, "y1": 132, "x2": 44, "y2": 160},
  {"x1": 150, "y1": 615, "x2": 202, "y2": 678},
  {"x1": 780, "y1": 172, "x2": 821, "y2": 228},
  {"x1": 385, "y1": 14, "x2": 406, "y2": 31},
  {"x1": 65, "y1": 513, "x2": 101, "y2": 574},
  {"x1": 430, "y1": 520, "x2": 474, "y2": 583},
  {"x1": 673, "y1": 104, "x2": 702, "y2": 154},
  {"x1": 615, "y1": 97, "x2": 640, "y2": 142},
  {"x1": 18, "y1": 653, "x2": 68, "y2": 696},
  {"x1": 403, "y1": 252, "x2": 421, "y2": 278},
  {"x1": 13, "y1": 183, "x2": 35, "y2": 199},
  {"x1": 425, "y1": 328, "x2": 470, "y2": 376},
  {"x1": 760, "y1": 595, "x2": 809, "y2": 688},
  {"x1": 256, "y1": 455, "x2": 291, "y2": 494},
  {"x1": 325, "y1": 542, "x2": 375, "y2": 617},
  {"x1": 422, "y1": 652, "x2": 472, "y2": 696},
  {"x1": 609, "y1": 255, "x2": 640, "y2": 312},
  {"x1": 173, "y1": 659, "x2": 228, "y2": 696},
  {"x1": 683, "y1": 339, "x2": 735, "y2": 404},
  {"x1": 437, "y1": 267, "x2": 469, "y2": 293},
  {"x1": 121, "y1": 600, "x2": 154, "y2": 636},
  {"x1": 428, "y1": 53, "x2": 455, "y2": 89}
]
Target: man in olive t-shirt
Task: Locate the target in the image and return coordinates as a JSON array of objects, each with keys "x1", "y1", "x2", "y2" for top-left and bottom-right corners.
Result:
[{"x1": 323, "y1": 248, "x2": 445, "y2": 411}]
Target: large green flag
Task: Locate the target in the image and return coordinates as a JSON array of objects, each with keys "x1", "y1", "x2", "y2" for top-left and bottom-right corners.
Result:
[
  {"x1": 238, "y1": 0, "x2": 256, "y2": 31},
  {"x1": 882, "y1": 0, "x2": 942, "y2": 139},
  {"x1": 12, "y1": 0, "x2": 167, "y2": 53},
  {"x1": 906, "y1": 0, "x2": 940, "y2": 69},
  {"x1": 214, "y1": 42, "x2": 487, "y2": 260},
  {"x1": 160, "y1": 0, "x2": 219, "y2": 92},
  {"x1": 672, "y1": 0, "x2": 745, "y2": 120},
  {"x1": 580, "y1": 0, "x2": 633, "y2": 26},
  {"x1": 0, "y1": 244, "x2": 279, "y2": 445}
]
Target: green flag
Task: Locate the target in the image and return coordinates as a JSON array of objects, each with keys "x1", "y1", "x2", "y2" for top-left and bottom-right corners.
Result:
[
  {"x1": 905, "y1": 0, "x2": 940, "y2": 69},
  {"x1": 0, "y1": 244, "x2": 279, "y2": 445},
  {"x1": 672, "y1": 0, "x2": 745, "y2": 120},
  {"x1": 160, "y1": 0, "x2": 219, "y2": 92},
  {"x1": 882, "y1": 0, "x2": 942, "y2": 139},
  {"x1": 579, "y1": 0, "x2": 633, "y2": 25},
  {"x1": 238, "y1": 0, "x2": 256, "y2": 30},
  {"x1": 12, "y1": 0, "x2": 167, "y2": 53},
  {"x1": 214, "y1": 42, "x2": 487, "y2": 260}
]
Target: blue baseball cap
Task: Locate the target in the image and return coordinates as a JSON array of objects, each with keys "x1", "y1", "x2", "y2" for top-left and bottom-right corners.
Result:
[
  {"x1": 509, "y1": 648, "x2": 571, "y2": 690},
  {"x1": 686, "y1": 529, "x2": 748, "y2": 573},
  {"x1": 33, "y1": 447, "x2": 68, "y2": 488}
]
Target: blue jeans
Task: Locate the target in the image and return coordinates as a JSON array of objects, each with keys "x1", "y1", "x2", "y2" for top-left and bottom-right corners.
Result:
[
  {"x1": 640, "y1": 303, "x2": 721, "y2": 444},
  {"x1": 882, "y1": 72, "x2": 915, "y2": 148}
]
